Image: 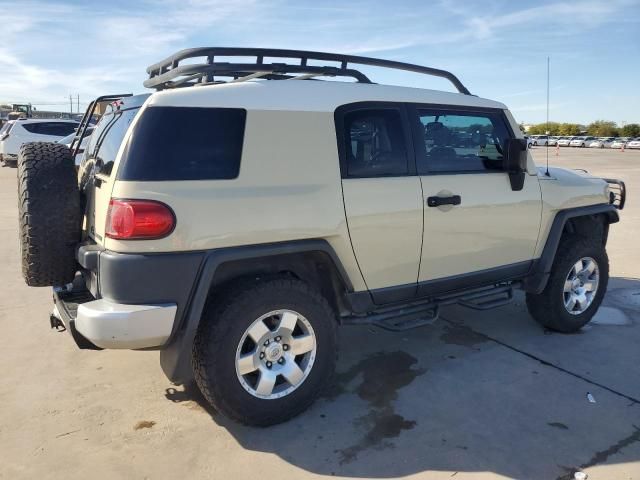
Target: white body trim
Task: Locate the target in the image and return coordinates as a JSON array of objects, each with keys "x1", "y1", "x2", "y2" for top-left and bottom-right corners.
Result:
[{"x1": 75, "y1": 299, "x2": 177, "y2": 349}]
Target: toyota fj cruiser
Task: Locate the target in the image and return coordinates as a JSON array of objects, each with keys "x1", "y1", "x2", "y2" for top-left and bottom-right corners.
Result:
[{"x1": 17, "y1": 48, "x2": 625, "y2": 426}]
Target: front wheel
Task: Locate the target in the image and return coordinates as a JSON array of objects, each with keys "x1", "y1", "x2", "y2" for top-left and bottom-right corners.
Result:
[
  {"x1": 526, "y1": 237, "x2": 608, "y2": 333},
  {"x1": 192, "y1": 277, "x2": 337, "y2": 426}
]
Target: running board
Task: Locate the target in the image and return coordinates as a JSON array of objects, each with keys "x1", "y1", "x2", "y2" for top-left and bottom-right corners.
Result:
[
  {"x1": 456, "y1": 285, "x2": 514, "y2": 310},
  {"x1": 342, "y1": 283, "x2": 516, "y2": 331},
  {"x1": 343, "y1": 299, "x2": 439, "y2": 332}
]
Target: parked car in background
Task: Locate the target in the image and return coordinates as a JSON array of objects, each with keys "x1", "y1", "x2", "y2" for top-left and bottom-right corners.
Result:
[
  {"x1": 611, "y1": 138, "x2": 628, "y2": 149},
  {"x1": 589, "y1": 137, "x2": 616, "y2": 148},
  {"x1": 626, "y1": 138, "x2": 640, "y2": 149},
  {"x1": 0, "y1": 120, "x2": 16, "y2": 166},
  {"x1": 570, "y1": 136, "x2": 596, "y2": 147},
  {"x1": 547, "y1": 136, "x2": 560, "y2": 146},
  {"x1": 57, "y1": 126, "x2": 95, "y2": 165},
  {"x1": 557, "y1": 137, "x2": 574, "y2": 147},
  {"x1": 530, "y1": 135, "x2": 549, "y2": 146},
  {"x1": 0, "y1": 119, "x2": 79, "y2": 166}
]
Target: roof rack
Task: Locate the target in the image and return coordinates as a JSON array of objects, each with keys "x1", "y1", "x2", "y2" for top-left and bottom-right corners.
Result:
[{"x1": 144, "y1": 47, "x2": 471, "y2": 95}]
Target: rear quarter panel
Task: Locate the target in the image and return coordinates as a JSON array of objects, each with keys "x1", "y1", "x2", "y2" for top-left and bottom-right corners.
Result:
[{"x1": 106, "y1": 110, "x2": 367, "y2": 291}]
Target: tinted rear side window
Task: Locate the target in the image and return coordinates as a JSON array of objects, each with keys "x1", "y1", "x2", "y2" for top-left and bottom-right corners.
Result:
[
  {"x1": 118, "y1": 107, "x2": 246, "y2": 181},
  {"x1": 22, "y1": 122, "x2": 78, "y2": 136}
]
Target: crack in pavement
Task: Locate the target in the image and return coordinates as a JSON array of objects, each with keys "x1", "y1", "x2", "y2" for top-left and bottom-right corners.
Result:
[
  {"x1": 556, "y1": 425, "x2": 640, "y2": 480},
  {"x1": 441, "y1": 318, "x2": 640, "y2": 477},
  {"x1": 442, "y1": 319, "x2": 640, "y2": 405}
]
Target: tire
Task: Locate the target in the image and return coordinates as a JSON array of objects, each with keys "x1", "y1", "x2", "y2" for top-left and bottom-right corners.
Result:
[
  {"x1": 193, "y1": 277, "x2": 338, "y2": 426},
  {"x1": 17, "y1": 142, "x2": 81, "y2": 286},
  {"x1": 526, "y1": 236, "x2": 608, "y2": 333}
]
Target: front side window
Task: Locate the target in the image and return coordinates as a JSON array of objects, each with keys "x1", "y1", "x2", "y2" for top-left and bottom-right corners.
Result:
[
  {"x1": 343, "y1": 108, "x2": 408, "y2": 178},
  {"x1": 417, "y1": 109, "x2": 511, "y2": 174}
]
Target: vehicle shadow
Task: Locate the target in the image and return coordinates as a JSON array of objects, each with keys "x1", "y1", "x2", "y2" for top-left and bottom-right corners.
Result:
[{"x1": 165, "y1": 277, "x2": 640, "y2": 479}]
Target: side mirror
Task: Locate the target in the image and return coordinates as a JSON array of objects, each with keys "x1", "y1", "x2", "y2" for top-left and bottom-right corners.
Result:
[{"x1": 503, "y1": 138, "x2": 528, "y2": 191}]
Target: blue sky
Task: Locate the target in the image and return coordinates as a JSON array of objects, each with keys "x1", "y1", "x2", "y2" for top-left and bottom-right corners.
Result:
[{"x1": 1, "y1": 0, "x2": 638, "y2": 124}]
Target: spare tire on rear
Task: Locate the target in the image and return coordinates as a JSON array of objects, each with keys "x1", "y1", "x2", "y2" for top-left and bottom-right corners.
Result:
[{"x1": 17, "y1": 142, "x2": 81, "y2": 286}]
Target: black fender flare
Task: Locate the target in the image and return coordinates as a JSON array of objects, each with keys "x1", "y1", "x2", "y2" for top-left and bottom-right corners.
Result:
[
  {"x1": 523, "y1": 204, "x2": 619, "y2": 294},
  {"x1": 159, "y1": 239, "x2": 353, "y2": 383}
]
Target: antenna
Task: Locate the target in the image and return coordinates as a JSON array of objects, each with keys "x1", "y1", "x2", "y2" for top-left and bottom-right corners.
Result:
[{"x1": 545, "y1": 56, "x2": 550, "y2": 176}]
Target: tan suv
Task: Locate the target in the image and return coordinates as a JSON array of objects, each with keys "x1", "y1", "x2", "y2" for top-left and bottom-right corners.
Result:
[{"x1": 16, "y1": 48, "x2": 625, "y2": 426}]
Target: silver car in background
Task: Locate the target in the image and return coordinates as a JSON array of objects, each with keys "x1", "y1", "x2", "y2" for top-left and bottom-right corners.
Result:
[
  {"x1": 611, "y1": 138, "x2": 629, "y2": 149},
  {"x1": 570, "y1": 136, "x2": 596, "y2": 147},
  {"x1": 557, "y1": 137, "x2": 574, "y2": 147},
  {"x1": 530, "y1": 135, "x2": 549, "y2": 146},
  {"x1": 588, "y1": 137, "x2": 616, "y2": 148}
]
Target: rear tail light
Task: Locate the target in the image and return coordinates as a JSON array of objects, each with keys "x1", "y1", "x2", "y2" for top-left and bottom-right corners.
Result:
[{"x1": 105, "y1": 199, "x2": 175, "y2": 240}]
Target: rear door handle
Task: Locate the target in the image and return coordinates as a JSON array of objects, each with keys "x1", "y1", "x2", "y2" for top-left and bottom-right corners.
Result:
[{"x1": 427, "y1": 195, "x2": 461, "y2": 207}]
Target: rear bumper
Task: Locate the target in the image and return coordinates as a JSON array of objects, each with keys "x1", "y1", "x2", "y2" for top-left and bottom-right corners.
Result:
[
  {"x1": 53, "y1": 286, "x2": 178, "y2": 349},
  {"x1": 76, "y1": 299, "x2": 177, "y2": 349}
]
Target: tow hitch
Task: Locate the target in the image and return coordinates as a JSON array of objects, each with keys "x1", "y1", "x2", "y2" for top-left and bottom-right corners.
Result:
[{"x1": 50, "y1": 305, "x2": 66, "y2": 332}]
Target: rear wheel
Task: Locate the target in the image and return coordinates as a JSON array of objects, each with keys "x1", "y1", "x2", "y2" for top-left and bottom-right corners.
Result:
[
  {"x1": 192, "y1": 277, "x2": 337, "y2": 426},
  {"x1": 526, "y1": 236, "x2": 608, "y2": 333},
  {"x1": 17, "y1": 142, "x2": 81, "y2": 286}
]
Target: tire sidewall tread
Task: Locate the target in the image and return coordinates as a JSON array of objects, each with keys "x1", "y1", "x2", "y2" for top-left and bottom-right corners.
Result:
[
  {"x1": 17, "y1": 142, "x2": 81, "y2": 287},
  {"x1": 192, "y1": 277, "x2": 338, "y2": 427},
  {"x1": 526, "y1": 236, "x2": 609, "y2": 332}
]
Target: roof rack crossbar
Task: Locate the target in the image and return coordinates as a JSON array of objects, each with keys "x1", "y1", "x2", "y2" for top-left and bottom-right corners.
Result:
[{"x1": 144, "y1": 47, "x2": 471, "y2": 95}]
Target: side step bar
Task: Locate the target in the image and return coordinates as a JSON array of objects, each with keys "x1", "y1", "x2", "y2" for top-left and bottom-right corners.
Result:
[{"x1": 343, "y1": 283, "x2": 516, "y2": 331}]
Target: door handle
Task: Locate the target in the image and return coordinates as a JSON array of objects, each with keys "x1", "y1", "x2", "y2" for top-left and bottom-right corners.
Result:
[{"x1": 427, "y1": 195, "x2": 461, "y2": 207}]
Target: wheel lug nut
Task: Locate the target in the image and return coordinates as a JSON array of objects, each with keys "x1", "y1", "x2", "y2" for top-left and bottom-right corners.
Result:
[
  {"x1": 278, "y1": 358, "x2": 285, "y2": 364},
  {"x1": 275, "y1": 336, "x2": 281, "y2": 342},
  {"x1": 266, "y1": 361, "x2": 272, "y2": 368},
  {"x1": 259, "y1": 352, "x2": 265, "y2": 359},
  {"x1": 283, "y1": 344, "x2": 289, "y2": 351},
  {"x1": 264, "y1": 339, "x2": 270, "y2": 346}
]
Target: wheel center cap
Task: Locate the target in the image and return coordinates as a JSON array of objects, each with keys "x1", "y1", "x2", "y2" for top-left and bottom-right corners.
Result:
[{"x1": 266, "y1": 344, "x2": 282, "y2": 361}]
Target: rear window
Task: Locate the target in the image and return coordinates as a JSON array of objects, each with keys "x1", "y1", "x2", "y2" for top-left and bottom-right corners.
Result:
[
  {"x1": 118, "y1": 106, "x2": 246, "y2": 181},
  {"x1": 84, "y1": 108, "x2": 139, "y2": 177},
  {"x1": 22, "y1": 122, "x2": 78, "y2": 136}
]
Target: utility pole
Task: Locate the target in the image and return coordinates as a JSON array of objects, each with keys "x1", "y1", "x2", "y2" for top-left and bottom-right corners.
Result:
[
  {"x1": 77, "y1": 94, "x2": 80, "y2": 114},
  {"x1": 69, "y1": 95, "x2": 73, "y2": 114}
]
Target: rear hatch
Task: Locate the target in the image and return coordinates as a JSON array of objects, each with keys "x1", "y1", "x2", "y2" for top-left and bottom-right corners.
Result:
[{"x1": 79, "y1": 94, "x2": 150, "y2": 245}]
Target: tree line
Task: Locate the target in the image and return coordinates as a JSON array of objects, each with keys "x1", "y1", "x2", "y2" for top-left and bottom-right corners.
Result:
[{"x1": 523, "y1": 120, "x2": 640, "y2": 137}]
